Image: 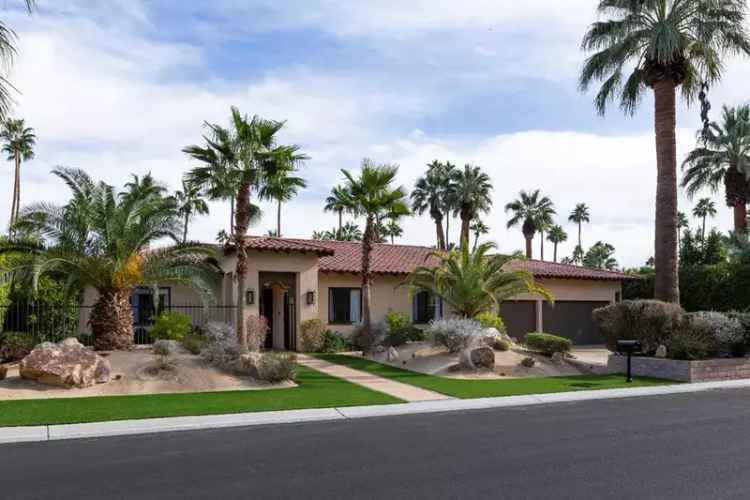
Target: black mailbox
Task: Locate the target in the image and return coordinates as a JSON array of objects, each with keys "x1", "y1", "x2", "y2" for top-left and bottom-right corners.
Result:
[{"x1": 616, "y1": 340, "x2": 641, "y2": 383}]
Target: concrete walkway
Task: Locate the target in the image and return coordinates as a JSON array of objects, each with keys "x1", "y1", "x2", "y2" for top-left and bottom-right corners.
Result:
[{"x1": 297, "y1": 354, "x2": 452, "y2": 402}]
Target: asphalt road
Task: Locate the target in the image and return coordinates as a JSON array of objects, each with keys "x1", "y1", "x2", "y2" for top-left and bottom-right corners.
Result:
[{"x1": 4, "y1": 388, "x2": 750, "y2": 499}]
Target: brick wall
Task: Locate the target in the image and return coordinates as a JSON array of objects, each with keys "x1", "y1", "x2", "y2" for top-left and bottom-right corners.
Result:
[{"x1": 607, "y1": 355, "x2": 750, "y2": 382}]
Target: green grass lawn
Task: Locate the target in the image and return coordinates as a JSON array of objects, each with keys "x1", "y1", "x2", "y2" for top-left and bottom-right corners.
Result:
[
  {"x1": 0, "y1": 365, "x2": 401, "y2": 427},
  {"x1": 316, "y1": 354, "x2": 674, "y2": 399}
]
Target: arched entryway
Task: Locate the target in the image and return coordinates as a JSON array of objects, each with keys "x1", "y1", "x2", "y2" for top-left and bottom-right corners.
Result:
[{"x1": 259, "y1": 273, "x2": 296, "y2": 350}]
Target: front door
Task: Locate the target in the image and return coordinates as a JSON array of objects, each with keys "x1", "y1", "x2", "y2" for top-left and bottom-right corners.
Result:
[{"x1": 260, "y1": 288, "x2": 274, "y2": 349}]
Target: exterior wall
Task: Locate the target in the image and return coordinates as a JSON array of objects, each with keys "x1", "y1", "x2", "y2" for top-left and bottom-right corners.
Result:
[{"x1": 608, "y1": 354, "x2": 750, "y2": 382}]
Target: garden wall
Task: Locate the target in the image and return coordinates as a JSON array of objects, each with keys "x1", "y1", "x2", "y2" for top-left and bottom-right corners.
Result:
[{"x1": 607, "y1": 354, "x2": 750, "y2": 382}]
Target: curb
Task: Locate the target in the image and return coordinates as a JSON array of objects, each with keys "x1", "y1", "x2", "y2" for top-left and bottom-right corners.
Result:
[{"x1": 3, "y1": 378, "x2": 750, "y2": 444}]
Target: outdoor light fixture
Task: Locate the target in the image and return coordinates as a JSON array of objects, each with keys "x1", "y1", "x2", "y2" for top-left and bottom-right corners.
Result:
[
  {"x1": 246, "y1": 289, "x2": 255, "y2": 305},
  {"x1": 616, "y1": 340, "x2": 642, "y2": 383},
  {"x1": 306, "y1": 291, "x2": 315, "y2": 305}
]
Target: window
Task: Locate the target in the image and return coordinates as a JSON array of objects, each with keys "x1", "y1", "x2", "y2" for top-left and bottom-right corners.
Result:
[
  {"x1": 412, "y1": 291, "x2": 442, "y2": 324},
  {"x1": 328, "y1": 288, "x2": 362, "y2": 324},
  {"x1": 130, "y1": 287, "x2": 171, "y2": 326}
]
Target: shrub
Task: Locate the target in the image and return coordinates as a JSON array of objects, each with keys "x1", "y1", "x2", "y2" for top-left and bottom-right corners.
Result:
[
  {"x1": 151, "y1": 311, "x2": 192, "y2": 341},
  {"x1": 669, "y1": 315, "x2": 718, "y2": 360},
  {"x1": 182, "y1": 333, "x2": 206, "y2": 355},
  {"x1": 152, "y1": 339, "x2": 173, "y2": 356},
  {"x1": 520, "y1": 356, "x2": 535, "y2": 368},
  {"x1": 493, "y1": 338, "x2": 510, "y2": 351},
  {"x1": 525, "y1": 333, "x2": 572, "y2": 355},
  {"x1": 299, "y1": 319, "x2": 326, "y2": 352},
  {"x1": 246, "y1": 315, "x2": 269, "y2": 352},
  {"x1": 593, "y1": 300, "x2": 684, "y2": 353},
  {"x1": 320, "y1": 330, "x2": 349, "y2": 353},
  {"x1": 257, "y1": 352, "x2": 297, "y2": 382},
  {"x1": 0, "y1": 332, "x2": 35, "y2": 362},
  {"x1": 350, "y1": 321, "x2": 387, "y2": 353},
  {"x1": 200, "y1": 322, "x2": 241, "y2": 371},
  {"x1": 689, "y1": 311, "x2": 743, "y2": 356},
  {"x1": 726, "y1": 311, "x2": 750, "y2": 348},
  {"x1": 383, "y1": 310, "x2": 424, "y2": 347},
  {"x1": 474, "y1": 312, "x2": 507, "y2": 335},
  {"x1": 385, "y1": 310, "x2": 410, "y2": 331},
  {"x1": 428, "y1": 318, "x2": 484, "y2": 353}
]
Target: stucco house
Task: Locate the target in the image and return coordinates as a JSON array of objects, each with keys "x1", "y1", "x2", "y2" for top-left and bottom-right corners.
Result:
[{"x1": 81, "y1": 236, "x2": 632, "y2": 349}]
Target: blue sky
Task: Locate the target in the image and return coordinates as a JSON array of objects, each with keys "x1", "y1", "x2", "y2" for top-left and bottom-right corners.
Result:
[{"x1": 3, "y1": 0, "x2": 750, "y2": 267}]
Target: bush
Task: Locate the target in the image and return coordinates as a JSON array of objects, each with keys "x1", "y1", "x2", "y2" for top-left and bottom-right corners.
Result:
[
  {"x1": 320, "y1": 330, "x2": 349, "y2": 353},
  {"x1": 182, "y1": 333, "x2": 206, "y2": 355},
  {"x1": 0, "y1": 332, "x2": 34, "y2": 362},
  {"x1": 689, "y1": 311, "x2": 743, "y2": 356},
  {"x1": 151, "y1": 311, "x2": 192, "y2": 342},
  {"x1": 493, "y1": 338, "x2": 510, "y2": 351},
  {"x1": 350, "y1": 321, "x2": 387, "y2": 353},
  {"x1": 246, "y1": 315, "x2": 269, "y2": 352},
  {"x1": 669, "y1": 316, "x2": 718, "y2": 360},
  {"x1": 152, "y1": 339, "x2": 173, "y2": 356},
  {"x1": 524, "y1": 333, "x2": 572, "y2": 355},
  {"x1": 383, "y1": 310, "x2": 424, "y2": 347},
  {"x1": 593, "y1": 300, "x2": 684, "y2": 353},
  {"x1": 520, "y1": 356, "x2": 535, "y2": 368},
  {"x1": 474, "y1": 312, "x2": 507, "y2": 335},
  {"x1": 428, "y1": 319, "x2": 484, "y2": 353},
  {"x1": 257, "y1": 352, "x2": 297, "y2": 382},
  {"x1": 299, "y1": 319, "x2": 325, "y2": 352},
  {"x1": 200, "y1": 322, "x2": 241, "y2": 371}
]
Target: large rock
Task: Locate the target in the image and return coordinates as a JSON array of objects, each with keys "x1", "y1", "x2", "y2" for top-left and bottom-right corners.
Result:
[
  {"x1": 655, "y1": 345, "x2": 668, "y2": 359},
  {"x1": 482, "y1": 328, "x2": 513, "y2": 348},
  {"x1": 470, "y1": 346, "x2": 495, "y2": 369},
  {"x1": 237, "y1": 352, "x2": 263, "y2": 376},
  {"x1": 19, "y1": 338, "x2": 111, "y2": 388},
  {"x1": 386, "y1": 346, "x2": 399, "y2": 361}
]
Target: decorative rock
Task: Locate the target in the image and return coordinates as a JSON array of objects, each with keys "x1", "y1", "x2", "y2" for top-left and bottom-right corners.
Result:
[
  {"x1": 237, "y1": 352, "x2": 263, "y2": 376},
  {"x1": 386, "y1": 346, "x2": 399, "y2": 361},
  {"x1": 482, "y1": 328, "x2": 513, "y2": 347},
  {"x1": 655, "y1": 345, "x2": 668, "y2": 359},
  {"x1": 551, "y1": 352, "x2": 565, "y2": 364},
  {"x1": 19, "y1": 338, "x2": 111, "y2": 388},
  {"x1": 0, "y1": 364, "x2": 6, "y2": 381},
  {"x1": 94, "y1": 358, "x2": 111, "y2": 384},
  {"x1": 470, "y1": 346, "x2": 495, "y2": 369}
]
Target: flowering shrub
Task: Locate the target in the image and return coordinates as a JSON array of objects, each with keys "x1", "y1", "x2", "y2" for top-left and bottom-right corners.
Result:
[
  {"x1": 246, "y1": 315, "x2": 269, "y2": 352},
  {"x1": 427, "y1": 319, "x2": 484, "y2": 353}
]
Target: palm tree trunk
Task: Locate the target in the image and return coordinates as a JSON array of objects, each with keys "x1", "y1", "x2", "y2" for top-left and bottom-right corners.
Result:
[
  {"x1": 277, "y1": 199, "x2": 282, "y2": 237},
  {"x1": 434, "y1": 214, "x2": 446, "y2": 250},
  {"x1": 460, "y1": 210, "x2": 470, "y2": 248},
  {"x1": 229, "y1": 197, "x2": 235, "y2": 234},
  {"x1": 92, "y1": 289, "x2": 134, "y2": 351},
  {"x1": 577, "y1": 222, "x2": 582, "y2": 248},
  {"x1": 9, "y1": 155, "x2": 20, "y2": 237},
  {"x1": 182, "y1": 213, "x2": 189, "y2": 244},
  {"x1": 361, "y1": 214, "x2": 375, "y2": 342},
  {"x1": 337, "y1": 209, "x2": 343, "y2": 239},
  {"x1": 553, "y1": 243, "x2": 558, "y2": 263},
  {"x1": 445, "y1": 216, "x2": 450, "y2": 249},
  {"x1": 653, "y1": 79, "x2": 680, "y2": 303},
  {"x1": 234, "y1": 181, "x2": 253, "y2": 353},
  {"x1": 539, "y1": 230, "x2": 545, "y2": 261},
  {"x1": 473, "y1": 232, "x2": 479, "y2": 252},
  {"x1": 734, "y1": 204, "x2": 747, "y2": 235},
  {"x1": 525, "y1": 235, "x2": 532, "y2": 259}
]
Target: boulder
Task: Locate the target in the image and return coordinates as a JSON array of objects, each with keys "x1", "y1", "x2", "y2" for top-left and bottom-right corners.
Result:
[
  {"x1": 470, "y1": 346, "x2": 495, "y2": 369},
  {"x1": 655, "y1": 345, "x2": 667, "y2": 359},
  {"x1": 386, "y1": 346, "x2": 399, "y2": 361},
  {"x1": 237, "y1": 352, "x2": 263, "y2": 376},
  {"x1": 0, "y1": 364, "x2": 6, "y2": 381},
  {"x1": 19, "y1": 338, "x2": 110, "y2": 388},
  {"x1": 482, "y1": 328, "x2": 513, "y2": 348}
]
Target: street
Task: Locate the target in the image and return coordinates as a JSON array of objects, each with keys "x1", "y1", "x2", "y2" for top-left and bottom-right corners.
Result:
[{"x1": 3, "y1": 388, "x2": 750, "y2": 499}]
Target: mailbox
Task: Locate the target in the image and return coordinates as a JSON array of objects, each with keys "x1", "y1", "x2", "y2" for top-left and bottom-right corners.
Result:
[{"x1": 616, "y1": 339, "x2": 641, "y2": 383}]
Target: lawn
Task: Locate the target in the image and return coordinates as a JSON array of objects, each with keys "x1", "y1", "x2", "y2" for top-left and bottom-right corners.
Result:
[
  {"x1": 0, "y1": 365, "x2": 401, "y2": 427},
  {"x1": 316, "y1": 354, "x2": 674, "y2": 399}
]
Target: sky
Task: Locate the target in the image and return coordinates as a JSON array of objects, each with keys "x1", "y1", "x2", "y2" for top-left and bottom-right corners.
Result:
[{"x1": 2, "y1": 0, "x2": 750, "y2": 268}]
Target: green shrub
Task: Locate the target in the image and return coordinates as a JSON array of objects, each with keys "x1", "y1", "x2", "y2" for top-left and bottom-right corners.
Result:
[
  {"x1": 524, "y1": 333, "x2": 572, "y2": 355},
  {"x1": 320, "y1": 330, "x2": 349, "y2": 353},
  {"x1": 669, "y1": 315, "x2": 718, "y2": 360},
  {"x1": 493, "y1": 338, "x2": 510, "y2": 351},
  {"x1": 182, "y1": 333, "x2": 206, "y2": 355},
  {"x1": 151, "y1": 311, "x2": 193, "y2": 341},
  {"x1": 257, "y1": 353, "x2": 297, "y2": 382},
  {"x1": 299, "y1": 319, "x2": 325, "y2": 352},
  {"x1": 520, "y1": 356, "x2": 535, "y2": 368},
  {"x1": 0, "y1": 332, "x2": 35, "y2": 362},
  {"x1": 474, "y1": 312, "x2": 507, "y2": 335},
  {"x1": 383, "y1": 310, "x2": 424, "y2": 347},
  {"x1": 593, "y1": 300, "x2": 684, "y2": 353},
  {"x1": 385, "y1": 310, "x2": 410, "y2": 331}
]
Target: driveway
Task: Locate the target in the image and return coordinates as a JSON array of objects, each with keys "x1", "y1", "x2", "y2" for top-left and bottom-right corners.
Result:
[{"x1": 570, "y1": 345, "x2": 609, "y2": 365}]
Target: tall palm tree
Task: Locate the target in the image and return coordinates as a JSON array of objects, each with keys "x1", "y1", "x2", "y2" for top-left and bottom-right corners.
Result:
[
  {"x1": 568, "y1": 203, "x2": 590, "y2": 249},
  {"x1": 261, "y1": 164, "x2": 307, "y2": 237},
  {"x1": 580, "y1": 0, "x2": 750, "y2": 303},
  {"x1": 682, "y1": 105, "x2": 750, "y2": 235},
  {"x1": 692, "y1": 197, "x2": 717, "y2": 242},
  {"x1": 583, "y1": 241, "x2": 618, "y2": 271},
  {"x1": 0, "y1": 1, "x2": 35, "y2": 120},
  {"x1": 2, "y1": 167, "x2": 218, "y2": 350},
  {"x1": 505, "y1": 189, "x2": 554, "y2": 259},
  {"x1": 381, "y1": 217, "x2": 403, "y2": 244},
  {"x1": 448, "y1": 164, "x2": 492, "y2": 247},
  {"x1": 677, "y1": 211, "x2": 690, "y2": 251},
  {"x1": 535, "y1": 203, "x2": 556, "y2": 261},
  {"x1": 1, "y1": 118, "x2": 35, "y2": 237},
  {"x1": 324, "y1": 185, "x2": 352, "y2": 240},
  {"x1": 340, "y1": 160, "x2": 409, "y2": 342},
  {"x1": 441, "y1": 161, "x2": 458, "y2": 248},
  {"x1": 411, "y1": 160, "x2": 448, "y2": 250},
  {"x1": 174, "y1": 179, "x2": 209, "y2": 244},
  {"x1": 185, "y1": 107, "x2": 306, "y2": 352},
  {"x1": 547, "y1": 224, "x2": 568, "y2": 263},
  {"x1": 469, "y1": 217, "x2": 489, "y2": 252}
]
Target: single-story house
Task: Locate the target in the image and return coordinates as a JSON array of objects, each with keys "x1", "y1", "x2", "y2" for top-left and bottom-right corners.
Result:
[{"x1": 80, "y1": 236, "x2": 632, "y2": 349}]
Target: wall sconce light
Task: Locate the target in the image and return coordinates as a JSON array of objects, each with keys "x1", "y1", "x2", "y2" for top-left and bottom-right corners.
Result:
[
  {"x1": 306, "y1": 291, "x2": 315, "y2": 305},
  {"x1": 246, "y1": 289, "x2": 255, "y2": 305}
]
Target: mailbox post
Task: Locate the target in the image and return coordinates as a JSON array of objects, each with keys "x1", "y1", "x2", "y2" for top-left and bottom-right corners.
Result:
[{"x1": 616, "y1": 340, "x2": 642, "y2": 383}]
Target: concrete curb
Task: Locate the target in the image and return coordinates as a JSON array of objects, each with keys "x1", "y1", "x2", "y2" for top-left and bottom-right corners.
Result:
[{"x1": 3, "y1": 378, "x2": 750, "y2": 444}]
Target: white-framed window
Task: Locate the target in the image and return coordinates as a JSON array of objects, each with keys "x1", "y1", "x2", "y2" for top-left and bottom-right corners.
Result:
[
  {"x1": 412, "y1": 291, "x2": 442, "y2": 324},
  {"x1": 328, "y1": 288, "x2": 362, "y2": 324}
]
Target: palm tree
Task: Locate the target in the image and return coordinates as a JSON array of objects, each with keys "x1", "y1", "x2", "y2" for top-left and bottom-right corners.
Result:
[
  {"x1": 340, "y1": 160, "x2": 409, "y2": 342},
  {"x1": 405, "y1": 241, "x2": 552, "y2": 318},
  {"x1": 261, "y1": 164, "x2": 307, "y2": 237},
  {"x1": 568, "y1": 203, "x2": 590, "y2": 249},
  {"x1": 682, "y1": 105, "x2": 750, "y2": 235},
  {"x1": 324, "y1": 185, "x2": 351, "y2": 239},
  {"x1": 185, "y1": 107, "x2": 306, "y2": 352},
  {"x1": 692, "y1": 198, "x2": 717, "y2": 242},
  {"x1": 411, "y1": 160, "x2": 448, "y2": 250},
  {"x1": 2, "y1": 167, "x2": 219, "y2": 350},
  {"x1": 505, "y1": 189, "x2": 554, "y2": 259},
  {"x1": 469, "y1": 217, "x2": 489, "y2": 251},
  {"x1": 312, "y1": 222, "x2": 362, "y2": 241},
  {"x1": 580, "y1": 0, "x2": 750, "y2": 303},
  {"x1": 174, "y1": 179, "x2": 209, "y2": 244},
  {"x1": 535, "y1": 203, "x2": 556, "y2": 261},
  {"x1": 1, "y1": 118, "x2": 35, "y2": 237},
  {"x1": 447, "y1": 164, "x2": 492, "y2": 247},
  {"x1": 0, "y1": 1, "x2": 35, "y2": 120},
  {"x1": 677, "y1": 211, "x2": 690, "y2": 251},
  {"x1": 583, "y1": 241, "x2": 618, "y2": 271},
  {"x1": 441, "y1": 161, "x2": 458, "y2": 248},
  {"x1": 547, "y1": 225, "x2": 568, "y2": 263},
  {"x1": 380, "y1": 218, "x2": 403, "y2": 244}
]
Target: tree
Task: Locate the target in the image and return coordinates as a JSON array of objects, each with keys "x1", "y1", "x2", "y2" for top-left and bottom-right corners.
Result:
[
  {"x1": 535, "y1": 202, "x2": 556, "y2": 261},
  {"x1": 692, "y1": 198, "x2": 717, "y2": 243},
  {"x1": 0, "y1": 1, "x2": 35, "y2": 120},
  {"x1": 546, "y1": 224, "x2": 568, "y2": 263},
  {"x1": 312, "y1": 222, "x2": 362, "y2": 241},
  {"x1": 185, "y1": 107, "x2": 306, "y2": 352},
  {"x1": 571, "y1": 245, "x2": 585, "y2": 265},
  {"x1": 411, "y1": 160, "x2": 448, "y2": 250},
  {"x1": 262, "y1": 164, "x2": 307, "y2": 237},
  {"x1": 583, "y1": 241, "x2": 618, "y2": 271},
  {"x1": 441, "y1": 161, "x2": 458, "y2": 248},
  {"x1": 677, "y1": 211, "x2": 690, "y2": 251},
  {"x1": 579, "y1": 0, "x2": 750, "y2": 303},
  {"x1": 174, "y1": 179, "x2": 209, "y2": 244},
  {"x1": 447, "y1": 164, "x2": 492, "y2": 247},
  {"x1": 2, "y1": 167, "x2": 218, "y2": 350},
  {"x1": 505, "y1": 189, "x2": 554, "y2": 259},
  {"x1": 405, "y1": 241, "x2": 552, "y2": 318},
  {"x1": 683, "y1": 105, "x2": 750, "y2": 235},
  {"x1": 568, "y1": 203, "x2": 590, "y2": 249},
  {"x1": 381, "y1": 217, "x2": 403, "y2": 244},
  {"x1": 2, "y1": 118, "x2": 35, "y2": 237},
  {"x1": 324, "y1": 185, "x2": 352, "y2": 240},
  {"x1": 469, "y1": 217, "x2": 489, "y2": 251},
  {"x1": 340, "y1": 160, "x2": 409, "y2": 343}
]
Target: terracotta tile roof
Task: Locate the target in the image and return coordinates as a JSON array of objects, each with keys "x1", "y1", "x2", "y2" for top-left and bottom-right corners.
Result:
[
  {"x1": 240, "y1": 236, "x2": 335, "y2": 256},
  {"x1": 507, "y1": 259, "x2": 636, "y2": 281}
]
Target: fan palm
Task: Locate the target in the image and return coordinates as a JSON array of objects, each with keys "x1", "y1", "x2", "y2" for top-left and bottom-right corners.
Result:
[
  {"x1": 580, "y1": 0, "x2": 750, "y2": 303},
  {"x1": 340, "y1": 160, "x2": 409, "y2": 340},
  {"x1": 411, "y1": 160, "x2": 449, "y2": 250},
  {"x1": 535, "y1": 202, "x2": 556, "y2": 261},
  {"x1": 174, "y1": 179, "x2": 209, "y2": 244},
  {"x1": 447, "y1": 164, "x2": 493, "y2": 248},
  {"x1": 469, "y1": 217, "x2": 489, "y2": 252},
  {"x1": 546, "y1": 225, "x2": 568, "y2": 263},
  {"x1": 184, "y1": 107, "x2": 307, "y2": 351},
  {"x1": 505, "y1": 190, "x2": 555, "y2": 259},
  {"x1": 677, "y1": 210, "x2": 690, "y2": 250},
  {"x1": 441, "y1": 161, "x2": 458, "y2": 248},
  {"x1": 568, "y1": 202, "x2": 590, "y2": 249},
  {"x1": 682, "y1": 105, "x2": 750, "y2": 235},
  {"x1": 261, "y1": 164, "x2": 307, "y2": 237},
  {"x1": 583, "y1": 241, "x2": 618, "y2": 271},
  {"x1": 2, "y1": 167, "x2": 219, "y2": 350},
  {"x1": 324, "y1": 185, "x2": 352, "y2": 239},
  {"x1": 2, "y1": 118, "x2": 35, "y2": 237},
  {"x1": 405, "y1": 242, "x2": 552, "y2": 318},
  {"x1": 381, "y1": 217, "x2": 403, "y2": 244},
  {"x1": 692, "y1": 197, "x2": 717, "y2": 242},
  {"x1": 0, "y1": 1, "x2": 35, "y2": 120}
]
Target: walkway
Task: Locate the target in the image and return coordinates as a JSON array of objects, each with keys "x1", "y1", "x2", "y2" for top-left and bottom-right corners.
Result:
[{"x1": 297, "y1": 354, "x2": 452, "y2": 402}]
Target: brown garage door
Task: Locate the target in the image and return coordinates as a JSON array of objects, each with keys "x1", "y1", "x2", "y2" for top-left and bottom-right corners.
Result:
[
  {"x1": 498, "y1": 301, "x2": 536, "y2": 339},
  {"x1": 542, "y1": 301, "x2": 609, "y2": 345}
]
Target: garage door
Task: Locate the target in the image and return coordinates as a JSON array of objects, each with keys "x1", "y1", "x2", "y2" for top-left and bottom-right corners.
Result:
[
  {"x1": 498, "y1": 301, "x2": 536, "y2": 339},
  {"x1": 542, "y1": 301, "x2": 609, "y2": 345}
]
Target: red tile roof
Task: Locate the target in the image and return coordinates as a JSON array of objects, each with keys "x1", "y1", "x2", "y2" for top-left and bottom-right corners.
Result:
[
  {"x1": 508, "y1": 259, "x2": 636, "y2": 282},
  {"x1": 240, "y1": 236, "x2": 335, "y2": 256}
]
